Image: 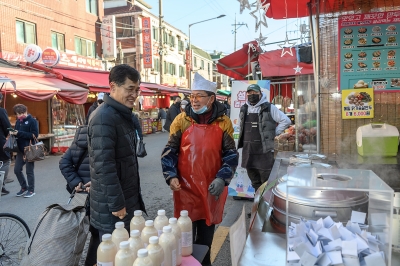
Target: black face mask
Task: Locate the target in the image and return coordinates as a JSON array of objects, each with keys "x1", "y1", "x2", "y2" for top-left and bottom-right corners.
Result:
[{"x1": 248, "y1": 94, "x2": 260, "y2": 105}]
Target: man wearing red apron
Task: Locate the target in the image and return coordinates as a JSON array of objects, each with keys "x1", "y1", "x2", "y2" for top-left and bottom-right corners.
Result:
[{"x1": 161, "y1": 73, "x2": 238, "y2": 266}]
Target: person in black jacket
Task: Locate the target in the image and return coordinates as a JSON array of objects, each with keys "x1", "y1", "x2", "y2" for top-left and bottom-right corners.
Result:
[
  {"x1": 85, "y1": 92, "x2": 104, "y2": 125},
  {"x1": 59, "y1": 125, "x2": 99, "y2": 266},
  {"x1": 11, "y1": 104, "x2": 39, "y2": 198},
  {"x1": 132, "y1": 113, "x2": 143, "y2": 140},
  {"x1": 88, "y1": 64, "x2": 146, "y2": 237},
  {"x1": 0, "y1": 94, "x2": 12, "y2": 195},
  {"x1": 163, "y1": 96, "x2": 181, "y2": 132}
]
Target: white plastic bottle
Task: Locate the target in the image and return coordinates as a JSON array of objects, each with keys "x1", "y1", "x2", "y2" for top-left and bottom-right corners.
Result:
[
  {"x1": 133, "y1": 249, "x2": 154, "y2": 266},
  {"x1": 169, "y1": 218, "x2": 182, "y2": 265},
  {"x1": 115, "y1": 241, "x2": 135, "y2": 266},
  {"x1": 177, "y1": 210, "x2": 192, "y2": 256},
  {"x1": 159, "y1": 226, "x2": 177, "y2": 266},
  {"x1": 154, "y1": 210, "x2": 169, "y2": 237},
  {"x1": 129, "y1": 230, "x2": 145, "y2": 261},
  {"x1": 146, "y1": 236, "x2": 165, "y2": 266},
  {"x1": 141, "y1": 220, "x2": 158, "y2": 247},
  {"x1": 97, "y1": 233, "x2": 117, "y2": 266},
  {"x1": 130, "y1": 210, "x2": 146, "y2": 232},
  {"x1": 112, "y1": 222, "x2": 129, "y2": 250}
]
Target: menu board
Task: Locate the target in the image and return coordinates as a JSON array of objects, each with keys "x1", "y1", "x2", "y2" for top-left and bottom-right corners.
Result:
[
  {"x1": 339, "y1": 11, "x2": 400, "y2": 92},
  {"x1": 341, "y1": 88, "x2": 374, "y2": 119}
]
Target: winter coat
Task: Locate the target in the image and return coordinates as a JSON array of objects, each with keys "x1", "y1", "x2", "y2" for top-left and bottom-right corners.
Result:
[
  {"x1": 59, "y1": 125, "x2": 90, "y2": 192},
  {"x1": 14, "y1": 114, "x2": 38, "y2": 153},
  {"x1": 0, "y1": 107, "x2": 11, "y2": 161},
  {"x1": 163, "y1": 103, "x2": 180, "y2": 132},
  {"x1": 88, "y1": 93, "x2": 146, "y2": 232},
  {"x1": 85, "y1": 101, "x2": 99, "y2": 125},
  {"x1": 158, "y1": 109, "x2": 167, "y2": 119}
]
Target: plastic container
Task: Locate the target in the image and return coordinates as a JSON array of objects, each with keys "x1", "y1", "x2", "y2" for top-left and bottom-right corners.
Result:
[
  {"x1": 356, "y1": 123, "x2": 399, "y2": 156},
  {"x1": 115, "y1": 241, "x2": 135, "y2": 266},
  {"x1": 129, "y1": 230, "x2": 145, "y2": 261},
  {"x1": 130, "y1": 210, "x2": 146, "y2": 233},
  {"x1": 146, "y1": 236, "x2": 165, "y2": 266},
  {"x1": 177, "y1": 210, "x2": 192, "y2": 256},
  {"x1": 159, "y1": 226, "x2": 177, "y2": 266},
  {"x1": 97, "y1": 233, "x2": 117, "y2": 266},
  {"x1": 133, "y1": 249, "x2": 154, "y2": 266},
  {"x1": 141, "y1": 220, "x2": 158, "y2": 247},
  {"x1": 112, "y1": 222, "x2": 129, "y2": 250},
  {"x1": 154, "y1": 209, "x2": 169, "y2": 237},
  {"x1": 169, "y1": 218, "x2": 182, "y2": 265}
]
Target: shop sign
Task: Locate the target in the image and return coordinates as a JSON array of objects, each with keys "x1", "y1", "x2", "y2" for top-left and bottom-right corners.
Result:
[
  {"x1": 185, "y1": 49, "x2": 191, "y2": 72},
  {"x1": 23, "y1": 44, "x2": 42, "y2": 63},
  {"x1": 141, "y1": 17, "x2": 152, "y2": 68},
  {"x1": 341, "y1": 88, "x2": 374, "y2": 119},
  {"x1": 101, "y1": 15, "x2": 117, "y2": 60},
  {"x1": 339, "y1": 11, "x2": 400, "y2": 92},
  {"x1": 42, "y1": 48, "x2": 60, "y2": 67},
  {"x1": 58, "y1": 52, "x2": 103, "y2": 70}
]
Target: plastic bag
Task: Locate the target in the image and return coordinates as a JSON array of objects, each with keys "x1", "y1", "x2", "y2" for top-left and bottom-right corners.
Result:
[{"x1": 3, "y1": 134, "x2": 19, "y2": 153}]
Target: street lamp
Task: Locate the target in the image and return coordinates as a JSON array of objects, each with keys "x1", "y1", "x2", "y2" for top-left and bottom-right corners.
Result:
[{"x1": 188, "y1": 14, "x2": 226, "y2": 89}]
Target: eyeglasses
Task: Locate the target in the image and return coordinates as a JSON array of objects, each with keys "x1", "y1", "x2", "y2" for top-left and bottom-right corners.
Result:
[{"x1": 189, "y1": 94, "x2": 210, "y2": 100}]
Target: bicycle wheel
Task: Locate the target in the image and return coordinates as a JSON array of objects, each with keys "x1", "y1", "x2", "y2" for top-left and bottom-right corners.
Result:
[{"x1": 0, "y1": 213, "x2": 31, "y2": 266}]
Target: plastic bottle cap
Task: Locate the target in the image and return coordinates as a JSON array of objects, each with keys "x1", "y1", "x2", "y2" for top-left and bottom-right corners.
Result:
[
  {"x1": 158, "y1": 209, "x2": 166, "y2": 216},
  {"x1": 115, "y1": 222, "x2": 124, "y2": 229},
  {"x1": 130, "y1": 230, "x2": 140, "y2": 237},
  {"x1": 180, "y1": 210, "x2": 188, "y2": 217},
  {"x1": 169, "y1": 217, "x2": 177, "y2": 224},
  {"x1": 163, "y1": 226, "x2": 172, "y2": 233},
  {"x1": 137, "y1": 248, "x2": 148, "y2": 258},
  {"x1": 149, "y1": 236, "x2": 159, "y2": 244},
  {"x1": 120, "y1": 241, "x2": 130, "y2": 249},
  {"x1": 134, "y1": 210, "x2": 142, "y2": 216},
  {"x1": 102, "y1": 234, "x2": 112, "y2": 241},
  {"x1": 145, "y1": 220, "x2": 154, "y2": 227}
]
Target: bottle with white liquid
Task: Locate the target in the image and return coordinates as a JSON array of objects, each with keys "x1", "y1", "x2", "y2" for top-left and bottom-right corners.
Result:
[
  {"x1": 154, "y1": 210, "x2": 169, "y2": 237},
  {"x1": 169, "y1": 218, "x2": 182, "y2": 265},
  {"x1": 159, "y1": 226, "x2": 177, "y2": 266},
  {"x1": 133, "y1": 249, "x2": 154, "y2": 266},
  {"x1": 129, "y1": 230, "x2": 145, "y2": 261},
  {"x1": 177, "y1": 210, "x2": 192, "y2": 256},
  {"x1": 97, "y1": 234, "x2": 117, "y2": 266},
  {"x1": 115, "y1": 241, "x2": 135, "y2": 266},
  {"x1": 141, "y1": 220, "x2": 158, "y2": 247},
  {"x1": 146, "y1": 236, "x2": 165, "y2": 266},
  {"x1": 130, "y1": 210, "x2": 146, "y2": 232},
  {"x1": 112, "y1": 222, "x2": 129, "y2": 250}
]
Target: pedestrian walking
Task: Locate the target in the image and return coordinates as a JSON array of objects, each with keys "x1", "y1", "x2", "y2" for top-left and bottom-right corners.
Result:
[
  {"x1": 161, "y1": 73, "x2": 238, "y2": 266},
  {"x1": 179, "y1": 99, "x2": 189, "y2": 113},
  {"x1": 0, "y1": 93, "x2": 12, "y2": 195},
  {"x1": 12, "y1": 104, "x2": 39, "y2": 198},
  {"x1": 158, "y1": 107, "x2": 167, "y2": 132},
  {"x1": 238, "y1": 84, "x2": 291, "y2": 192},
  {"x1": 132, "y1": 113, "x2": 143, "y2": 139},
  {"x1": 163, "y1": 96, "x2": 181, "y2": 132},
  {"x1": 59, "y1": 125, "x2": 99, "y2": 266},
  {"x1": 85, "y1": 92, "x2": 104, "y2": 125},
  {"x1": 88, "y1": 64, "x2": 146, "y2": 238}
]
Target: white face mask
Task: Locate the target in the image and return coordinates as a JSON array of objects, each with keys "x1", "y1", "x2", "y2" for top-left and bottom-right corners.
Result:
[{"x1": 191, "y1": 97, "x2": 211, "y2": 114}]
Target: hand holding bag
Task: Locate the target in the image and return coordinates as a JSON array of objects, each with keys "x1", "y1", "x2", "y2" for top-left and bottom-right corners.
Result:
[
  {"x1": 3, "y1": 134, "x2": 19, "y2": 153},
  {"x1": 24, "y1": 136, "x2": 46, "y2": 162},
  {"x1": 137, "y1": 139, "x2": 147, "y2": 158}
]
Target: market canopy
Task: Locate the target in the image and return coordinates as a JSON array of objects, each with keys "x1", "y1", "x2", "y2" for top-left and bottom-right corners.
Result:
[
  {"x1": 217, "y1": 89, "x2": 231, "y2": 96},
  {"x1": 216, "y1": 41, "x2": 262, "y2": 80}
]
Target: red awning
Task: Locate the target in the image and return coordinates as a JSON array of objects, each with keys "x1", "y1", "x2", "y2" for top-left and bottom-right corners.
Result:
[
  {"x1": 0, "y1": 67, "x2": 88, "y2": 104},
  {"x1": 52, "y1": 67, "x2": 110, "y2": 91},
  {"x1": 258, "y1": 48, "x2": 313, "y2": 77},
  {"x1": 216, "y1": 41, "x2": 261, "y2": 80},
  {"x1": 141, "y1": 82, "x2": 189, "y2": 94}
]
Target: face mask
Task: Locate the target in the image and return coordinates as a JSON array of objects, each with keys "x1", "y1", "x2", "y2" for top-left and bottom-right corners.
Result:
[
  {"x1": 191, "y1": 97, "x2": 211, "y2": 114},
  {"x1": 248, "y1": 94, "x2": 260, "y2": 105}
]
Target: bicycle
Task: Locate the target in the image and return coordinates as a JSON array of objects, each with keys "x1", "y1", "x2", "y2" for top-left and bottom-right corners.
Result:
[{"x1": 0, "y1": 213, "x2": 31, "y2": 266}]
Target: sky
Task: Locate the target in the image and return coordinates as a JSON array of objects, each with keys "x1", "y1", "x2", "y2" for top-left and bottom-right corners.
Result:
[{"x1": 143, "y1": 0, "x2": 306, "y2": 55}]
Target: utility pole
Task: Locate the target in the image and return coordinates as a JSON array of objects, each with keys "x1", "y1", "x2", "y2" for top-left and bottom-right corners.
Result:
[
  {"x1": 118, "y1": 42, "x2": 124, "y2": 64},
  {"x1": 231, "y1": 13, "x2": 247, "y2": 51},
  {"x1": 159, "y1": 0, "x2": 163, "y2": 84}
]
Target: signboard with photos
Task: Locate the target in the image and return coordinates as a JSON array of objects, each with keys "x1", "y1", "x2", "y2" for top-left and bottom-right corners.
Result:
[{"x1": 341, "y1": 88, "x2": 374, "y2": 119}]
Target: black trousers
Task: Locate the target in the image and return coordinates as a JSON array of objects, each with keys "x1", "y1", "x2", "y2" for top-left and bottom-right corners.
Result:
[
  {"x1": 246, "y1": 168, "x2": 272, "y2": 193},
  {"x1": 193, "y1": 219, "x2": 216, "y2": 266},
  {"x1": 85, "y1": 224, "x2": 100, "y2": 266}
]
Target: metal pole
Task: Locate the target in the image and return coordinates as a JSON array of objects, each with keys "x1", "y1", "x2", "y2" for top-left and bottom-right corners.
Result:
[{"x1": 159, "y1": 0, "x2": 163, "y2": 84}]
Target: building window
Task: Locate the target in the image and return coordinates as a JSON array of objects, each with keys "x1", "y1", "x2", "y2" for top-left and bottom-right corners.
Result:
[
  {"x1": 163, "y1": 61, "x2": 167, "y2": 74},
  {"x1": 51, "y1": 32, "x2": 65, "y2": 51},
  {"x1": 201, "y1": 60, "x2": 204, "y2": 70},
  {"x1": 153, "y1": 58, "x2": 160, "y2": 72},
  {"x1": 16, "y1": 20, "x2": 36, "y2": 44},
  {"x1": 169, "y1": 63, "x2": 176, "y2": 75},
  {"x1": 152, "y1": 26, "x2": 158, "y2": 41},
  {"x1": 178, "y1": 39, "x2": 184, "y2": 52},
  {"x1": 169, "y1": 35, "x2": 175, "y2": 47},
  {"x1": 194, "y1": 57, "x2": 197, "y2": 67},
  {"x1": 179, "y1": 66, "x2": 185, "y2": 77},
  {"x1": 86, "y1": 0, "x2": 98, "y2": 15},
  {"x1": 75, "y1": 37, "x2": 96, "y2": 57},
  {"x1": 115, "y1": 17, "x2": 134, "y2": 37},
  {"x1": 163, "y1": 32, "x2": 168, "y2": 44}
]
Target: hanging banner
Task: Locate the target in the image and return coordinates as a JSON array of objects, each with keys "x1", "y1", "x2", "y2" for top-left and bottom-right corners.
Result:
[
  {"x1": 101, "y1": 15, "x2": 117, "y2": 60},
  {"x1": 142, "y1": 17, "x2": 152, "y2": 68},
  {"x1": 338, "y1": 11, "x2": 400, "y2": 92},
  {"x1": 228, "y1": 80, "x2": 270, "y2": 198},
  {"x1": 342, "y1": 88, "x2": 374, "y2": 119}
]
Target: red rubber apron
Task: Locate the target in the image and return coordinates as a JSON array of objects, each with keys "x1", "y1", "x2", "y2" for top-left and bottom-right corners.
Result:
[{"x1": 174, "y1": 120, "x2": 228, "y2": 226}]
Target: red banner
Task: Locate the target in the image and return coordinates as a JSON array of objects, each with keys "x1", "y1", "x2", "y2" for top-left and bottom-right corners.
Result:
[
  {"x1": 186, "y1": 49, "x2": 191, "y2": 72},
  {"x1": 142, "y1": 17, "x2": 152, "y2": 68}
]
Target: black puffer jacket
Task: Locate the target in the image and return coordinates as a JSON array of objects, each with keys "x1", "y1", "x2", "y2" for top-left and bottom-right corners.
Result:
[
  {"x1": 59, "y1": 125, "x2": 90, "y2": 191},
  {"x1": 88, "y1": 94, "x2": 146, "y2": 232},
  {"x1": 0, "y1": 108, "x2": 11, "y2": 161}
]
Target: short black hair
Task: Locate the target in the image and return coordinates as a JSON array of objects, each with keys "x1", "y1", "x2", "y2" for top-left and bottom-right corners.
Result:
[{"x1": 109, "y1": 64, "x2": 141, "y2": 86}]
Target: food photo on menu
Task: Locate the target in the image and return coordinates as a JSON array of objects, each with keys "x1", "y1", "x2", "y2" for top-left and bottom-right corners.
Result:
[{"x1": 391, "y1": 78, "x2": 400, "y2": 87}]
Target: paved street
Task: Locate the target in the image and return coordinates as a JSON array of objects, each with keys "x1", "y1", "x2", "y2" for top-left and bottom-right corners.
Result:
[{"x1": 0, "y1": 132, "x2": 252, "y2": 265}]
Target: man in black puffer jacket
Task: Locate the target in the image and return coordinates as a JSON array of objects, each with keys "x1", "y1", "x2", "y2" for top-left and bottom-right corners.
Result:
[{"x1": 88, "y1": 64, "x2": 146, "y2": 236}]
